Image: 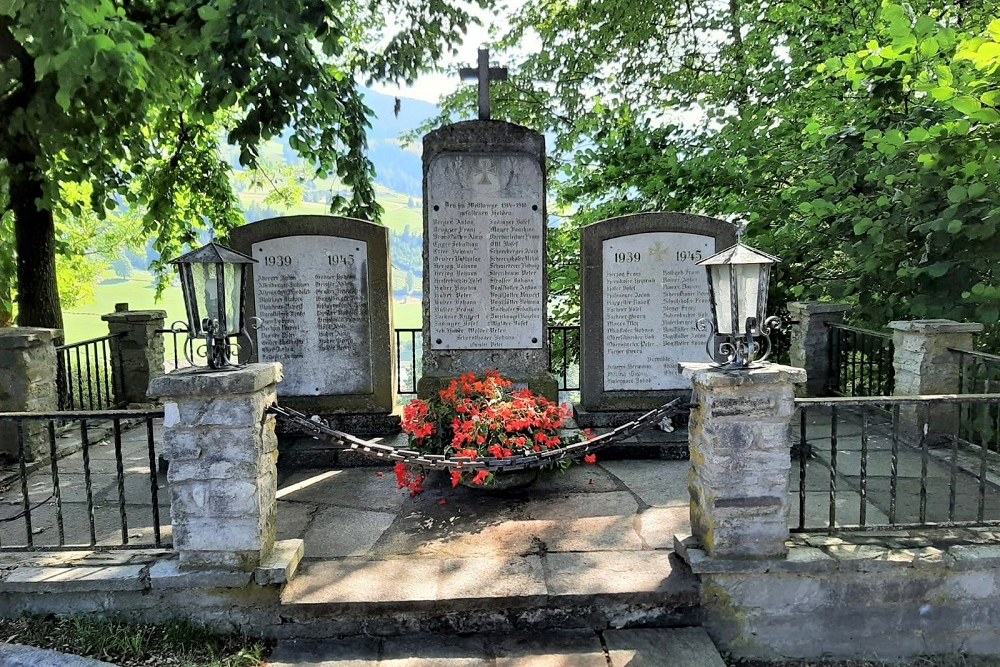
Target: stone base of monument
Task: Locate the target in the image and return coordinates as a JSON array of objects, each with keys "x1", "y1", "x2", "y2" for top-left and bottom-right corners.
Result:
[
  {"x1": 574, "y1": 406, "x2": 690, "y2": 460},
  {"x1": 416, "y1": 373, "x2": 559, "y2": 402}
]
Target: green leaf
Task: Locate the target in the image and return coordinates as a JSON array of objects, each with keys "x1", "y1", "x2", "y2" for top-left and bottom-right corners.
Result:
[
  {"x1": 853, "y1": 218, "x2": 873, "y2": 235},
  {"x1": 926, "y1": 262, "x2": 951, "y2": 278},
  {"x1": 952, "y1": 96, "x2": 982, "y2": 115},
  {"x1": 931, "y1": 86, "x2": 955, "y2": 101},
  {"x1": 969, "y1": 183, "x2": 988, "y2": 198},
  {"x1": 947, "y1": 185, "x2": 967, "y2": 203},
  {"x1": 947, "y1": 220, "x2": 963, "y2": 234},
  {"x1": 908, "y1": 127, "x2": 930, "y2": 142},
  {"x1": 197, "y1": 5, "x2": 221, "y2": 21}
]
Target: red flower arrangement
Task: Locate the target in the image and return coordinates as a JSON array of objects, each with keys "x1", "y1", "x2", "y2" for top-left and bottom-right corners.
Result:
[{"x1": 396, "y1": 370, "x2": 591, "y2": 491}]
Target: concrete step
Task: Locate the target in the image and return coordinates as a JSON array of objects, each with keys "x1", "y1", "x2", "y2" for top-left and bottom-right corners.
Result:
[
  {"x1": 275, "y1": 550, "x2": 701, "y2": 639},
  {"x1": 267, "y1": 627, "x2": 726, "y2": 666}
]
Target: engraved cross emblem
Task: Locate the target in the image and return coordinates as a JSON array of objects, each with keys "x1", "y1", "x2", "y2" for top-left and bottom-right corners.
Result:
[
  {"x1": 648, "y1": 242, "x2": 668, "y2": 261},
  {"x1": 471, "y1": 158, "x2": 499, "y2": 189},
  {"x1": 459, "y1": 47, "x2": 508, "y2": 120}
]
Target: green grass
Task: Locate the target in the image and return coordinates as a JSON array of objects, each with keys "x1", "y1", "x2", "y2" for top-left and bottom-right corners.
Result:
[
  {"x1": 64, "y1": 270, "x2": 422, "y2": 344},
  {"x1": 0, "y1": 616, "x2": 268, "y2": 667}
]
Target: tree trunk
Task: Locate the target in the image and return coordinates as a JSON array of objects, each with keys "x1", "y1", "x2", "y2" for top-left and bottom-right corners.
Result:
[{"x1": 10, "y1": 158, "x2": 63, "y2": 333}]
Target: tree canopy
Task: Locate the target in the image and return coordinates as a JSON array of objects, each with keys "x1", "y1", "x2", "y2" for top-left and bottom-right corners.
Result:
[
  {"x1": 0, "y1": 0, "x2": 486, "y2": 329},
  {"x1": 431, "y1": 0, "x2": 1000, "y2": 339}
]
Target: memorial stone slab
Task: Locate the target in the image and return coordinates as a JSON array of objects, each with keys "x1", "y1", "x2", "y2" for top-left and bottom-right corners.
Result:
[
  {"x1": 229, "y1": 215, "x2": 396, "y2": 431},
  {"x1": 578, "y1": 213, "x2": 736, "y2": 428},
  {"x1": 419, "y1": 120, "x2": 557, "y2": 399}
]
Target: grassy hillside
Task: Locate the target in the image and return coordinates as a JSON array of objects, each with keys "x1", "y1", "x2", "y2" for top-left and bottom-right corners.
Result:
[{"x1": 63, "y1": 191, "x2": 425, "y2": 343}]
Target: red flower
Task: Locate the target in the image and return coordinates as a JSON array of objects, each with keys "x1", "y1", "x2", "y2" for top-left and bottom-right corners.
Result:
[
  {"x1": 450, "y1": 470, "x2": 462, "y2": 488},
  {"x1": 471, "y1": 470, "x2": 490, "y2": 486},
  {"x1": 439, "y1": 498, "x2": 448, "y2": 506},
  {"x1": 584, "y1": 454, "x2": 597, "y2": 465}
]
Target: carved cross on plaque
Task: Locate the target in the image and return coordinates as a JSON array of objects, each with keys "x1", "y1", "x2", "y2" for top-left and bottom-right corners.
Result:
[{"x1": 459, "y1": 47, "x2": 508, "y2": 120}]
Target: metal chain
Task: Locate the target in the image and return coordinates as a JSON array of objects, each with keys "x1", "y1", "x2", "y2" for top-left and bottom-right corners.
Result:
[{"x1": 268, "y1": 398, "x2": 690, "y2": 472}]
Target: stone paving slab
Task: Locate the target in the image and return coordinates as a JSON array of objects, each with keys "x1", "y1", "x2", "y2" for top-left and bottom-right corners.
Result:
[{"x1": 267, "y1": 628, "x2": 726, "y2": 666}]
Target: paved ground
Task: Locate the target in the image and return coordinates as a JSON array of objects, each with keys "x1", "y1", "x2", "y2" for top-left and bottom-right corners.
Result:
[{"x1": 265, "y1": 627, "x2": 726, "y2": 667}]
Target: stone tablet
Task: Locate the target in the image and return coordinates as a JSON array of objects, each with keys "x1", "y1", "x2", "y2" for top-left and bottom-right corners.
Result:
[
  {"x1": 579, "y1": 212, "x2": 736, "y2": 416},
  {"x1": 250, "y1": 235, "x2": 371, "y2": 396},
  {"x1": 418, "y1": 120, "x2": 556, "y2": 400},
  {"x1": 229, "y1": 215, "x2": 394, "y2": 418},
  {"x1": 427, "y1": 154, "x2": 544, "y2": 350}
]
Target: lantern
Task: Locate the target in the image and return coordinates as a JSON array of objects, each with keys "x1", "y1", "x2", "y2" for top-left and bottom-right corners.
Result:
[
  {"x1": 170, "y1": 242, "x2": 256, "y2": 369},
  {"x1": 697, "y1": 242, "x2": 781, "y2": 369}
]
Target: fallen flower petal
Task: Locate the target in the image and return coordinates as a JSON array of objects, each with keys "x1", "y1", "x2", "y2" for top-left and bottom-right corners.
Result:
[{"x1": 584, "y1": 454, "x2": 597, "y2": 465}]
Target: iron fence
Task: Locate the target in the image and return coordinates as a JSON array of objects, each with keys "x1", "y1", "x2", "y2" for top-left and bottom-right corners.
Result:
[
  {"x1": 826, "y1": 323, "x2": 894, "y2": 397},
  {"x1": 56, "y1": 334, "x2": 125, "y2": 411},
  {"x1": 393, "y1": 325, "x2": 582, "y2": 396},
  {"x1": 793, "y1": 394, "x2": 1000, "y2": 533},
  {"x1": 0, "y1": 409, "x2": 167, "y2": 551}
]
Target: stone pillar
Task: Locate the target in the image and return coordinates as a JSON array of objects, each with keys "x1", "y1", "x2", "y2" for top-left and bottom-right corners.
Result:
[
  {"x1": 787, "y1": 302, "x2": 851, "y2": 397},
  {"x1": 681, "y1": 362, "x2": 806, "y2": 559},
  {"x1": 102, "y1": 306, "x2": 166, "y2": 407},
  {"x1": 148, "y1": 363, "x2": 282, "y2": 571},
  {"x1": 889, "y1": 319, "x2": 983, "y2": 441},
  {"x1": 0, "y1": 328, "x2": 60, "y2": 461}
]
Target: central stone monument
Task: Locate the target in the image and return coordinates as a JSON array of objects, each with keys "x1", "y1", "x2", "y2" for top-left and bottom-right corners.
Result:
[{"x1": 418, "y1": 49, "x2": 557, "y2": 399}]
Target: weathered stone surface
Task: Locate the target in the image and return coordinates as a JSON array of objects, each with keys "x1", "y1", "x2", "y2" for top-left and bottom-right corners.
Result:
[
  {"x1": 302, "y1": 506, "x2": 396, "y2": 558},
  {"x1": 148, "y1": 363, "x2": 282, "y2": 398},
  {"x1": 267, "y1": 637, "x2": 382, "y2": 667},
  {"x1": 1, "y1": 565, "x2": 147, "y2": 592},
  {"x1": 579, "y1": 213, "x2": 736, "y2": 414},
  {"x1": 436, "y1": 555, "x2": 546, "y2": 605},
  {"x1": 102, "y1": 309, "x2": 166, "y2": 406},
  {"x1": 256, "y1": 538, "x2": 305, "y2": 585},
  {"x1": 787, "y1": 302, "x2": 851, "y2": 397},
  {"x1": 600, "y1": 460, "x2": 690, "y2": 508},
  {"x1": 419, "y1": 120, "x2": 554, "y2": 400},
  {"x1": 229, "y1": 216, "x2": 396, "y2": 422},
  {"x1": 636, "y1": 507, "x2": 690, "y2": 549},
  {"x1": 380, "y1": 635, "x2": 487, "y2": 667},
  {"x1": 604, "y1": 628, "x2": 726, "y2": 667},
  {"x1": 148, "y1": 558, "x2": 252, "y2": 589},
  {"x1": 0, "y1": 328, "x2": 59, "y2": 460},
  {"x1": 0, "y1": 643, "x2": 116, "y2": 667},
  {"x1": 281, "y1": 557, "x2": 440, "y2": 607},
  {"x1": 543, "y1": 551, "x2": 695, "y2": 602},
  {"x1": 495, "y1": 630, "x2": 607, "y2": 667}
]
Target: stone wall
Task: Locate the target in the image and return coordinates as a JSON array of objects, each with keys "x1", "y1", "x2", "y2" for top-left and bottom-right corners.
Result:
[
  {"x1": 677, "y1": 531, "x2": 1000, "y2": 659},
  {"x1": 0, "y1": 328, "x2": 60, "y2": 460},
  {"x1": 102, "y1": 309, "x2": 166, "y2": 407}
]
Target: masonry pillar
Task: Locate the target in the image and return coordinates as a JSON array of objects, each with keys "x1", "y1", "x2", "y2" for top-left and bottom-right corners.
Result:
[
  {"x1": 148, "y1": 363, "x2": 282, "y2": 570},
  {"x1": 0, "y1": 328, "x2": 60, "y2": 461},
  {"x1": 787, "y1": 302, "x2": 850, "y2": 397},
  {"x1": 681, "y1": 362, "x2": 806, "y2": 558},
  {"x1": 102, "y1": 305, "x2": 166, "y2": 407},
  {"x1": 889, "y1": 319, "x2": 983, "y2": 441}
]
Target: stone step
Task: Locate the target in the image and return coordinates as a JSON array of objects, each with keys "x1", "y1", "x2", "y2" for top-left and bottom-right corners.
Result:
[
  {"x1": 267, "y1": 627, "x2": 726, "y2": 666},
  {"x1": 275, "y1": 550, "x2": 701, "y2": 639}
]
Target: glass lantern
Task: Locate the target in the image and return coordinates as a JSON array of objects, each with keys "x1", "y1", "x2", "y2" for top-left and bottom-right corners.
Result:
[
  {"x1": 697, "y1": 242, "x2": 781, "y2": 369},
  {"x1": 170, "y1": 242, "x2": 256, "y2": 369}
]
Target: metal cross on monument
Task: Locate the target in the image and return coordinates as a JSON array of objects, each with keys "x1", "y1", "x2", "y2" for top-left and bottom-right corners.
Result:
[{"x1": 459, "y1": 47, "x2": 508, "y2": 120}]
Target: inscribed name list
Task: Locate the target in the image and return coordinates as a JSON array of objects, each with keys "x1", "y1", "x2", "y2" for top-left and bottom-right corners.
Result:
[
  {"x1": 427, "y1": 154, "x2": 544, "y2": 349},
  {"x1": 603, "y1": 232, "x2": 713, "y2": 390},
  {"x1": 250, "y1": 235, "x2": 373, "y2": 396}
]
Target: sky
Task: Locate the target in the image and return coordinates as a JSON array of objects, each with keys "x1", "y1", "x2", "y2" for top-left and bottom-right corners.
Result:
[{"x1": 370, "y1": 6, "x2": 508, "y2": 104}]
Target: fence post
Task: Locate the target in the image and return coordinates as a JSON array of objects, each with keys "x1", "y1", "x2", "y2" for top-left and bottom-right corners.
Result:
[
  {"x1": 787, "y1": 302, "x2": 850, "y2": 397},
  {"x1": 148, "y1": 363, "x2": 282, "y2": 570},
  {"x1": 0, "y1": 328, "x2": 60, "y2": 461},
  {"x1": 681, "y1": 362, "x2": 806, "y2": 558},
  {"x1": 102, "y1": 305, "x2": 166, "y2": 407},
  {"x1": 889, "y1": 319, "x2": 983, "y2": 440}
]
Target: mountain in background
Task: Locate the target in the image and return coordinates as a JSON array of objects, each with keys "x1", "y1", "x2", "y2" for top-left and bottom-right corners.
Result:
[{"x1": 362, "y1": 88, "x2": 441, "y2": 197}]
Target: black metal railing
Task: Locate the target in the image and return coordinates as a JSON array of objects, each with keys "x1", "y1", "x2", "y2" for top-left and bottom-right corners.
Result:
[
  {"x1": 56, "y1": 334, "x2": 125, "y2": 411},
  {"x1": 951, "y1": 347, "x2": 1000, "y2": 452},
  {"x1": 395, "y1": 328, "x2": 423, "y2": 395},
  {"x1": 826, "y1": 323, "x2": 894, "y2": 397},
  {"x1": 392, "y1": 325, "x2": 582, "y2": 396},
  {"x1": 0, "y1": 409, "x2": 167, "y2": 551},
  {"x1": 793, "y1": 394, "x2": 1000, "y2": 532},
  {"x1": 547, "y1": 325, "x2": 581, "y2": 394}
]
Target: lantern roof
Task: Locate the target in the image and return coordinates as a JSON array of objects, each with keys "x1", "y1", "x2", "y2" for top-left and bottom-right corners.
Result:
[
  {"x1": 697, "y1": 242, "x2": 780, "y2": 267},
  {"x1": 169, "y1": 242, "x2": 256, "y2": 266}
]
